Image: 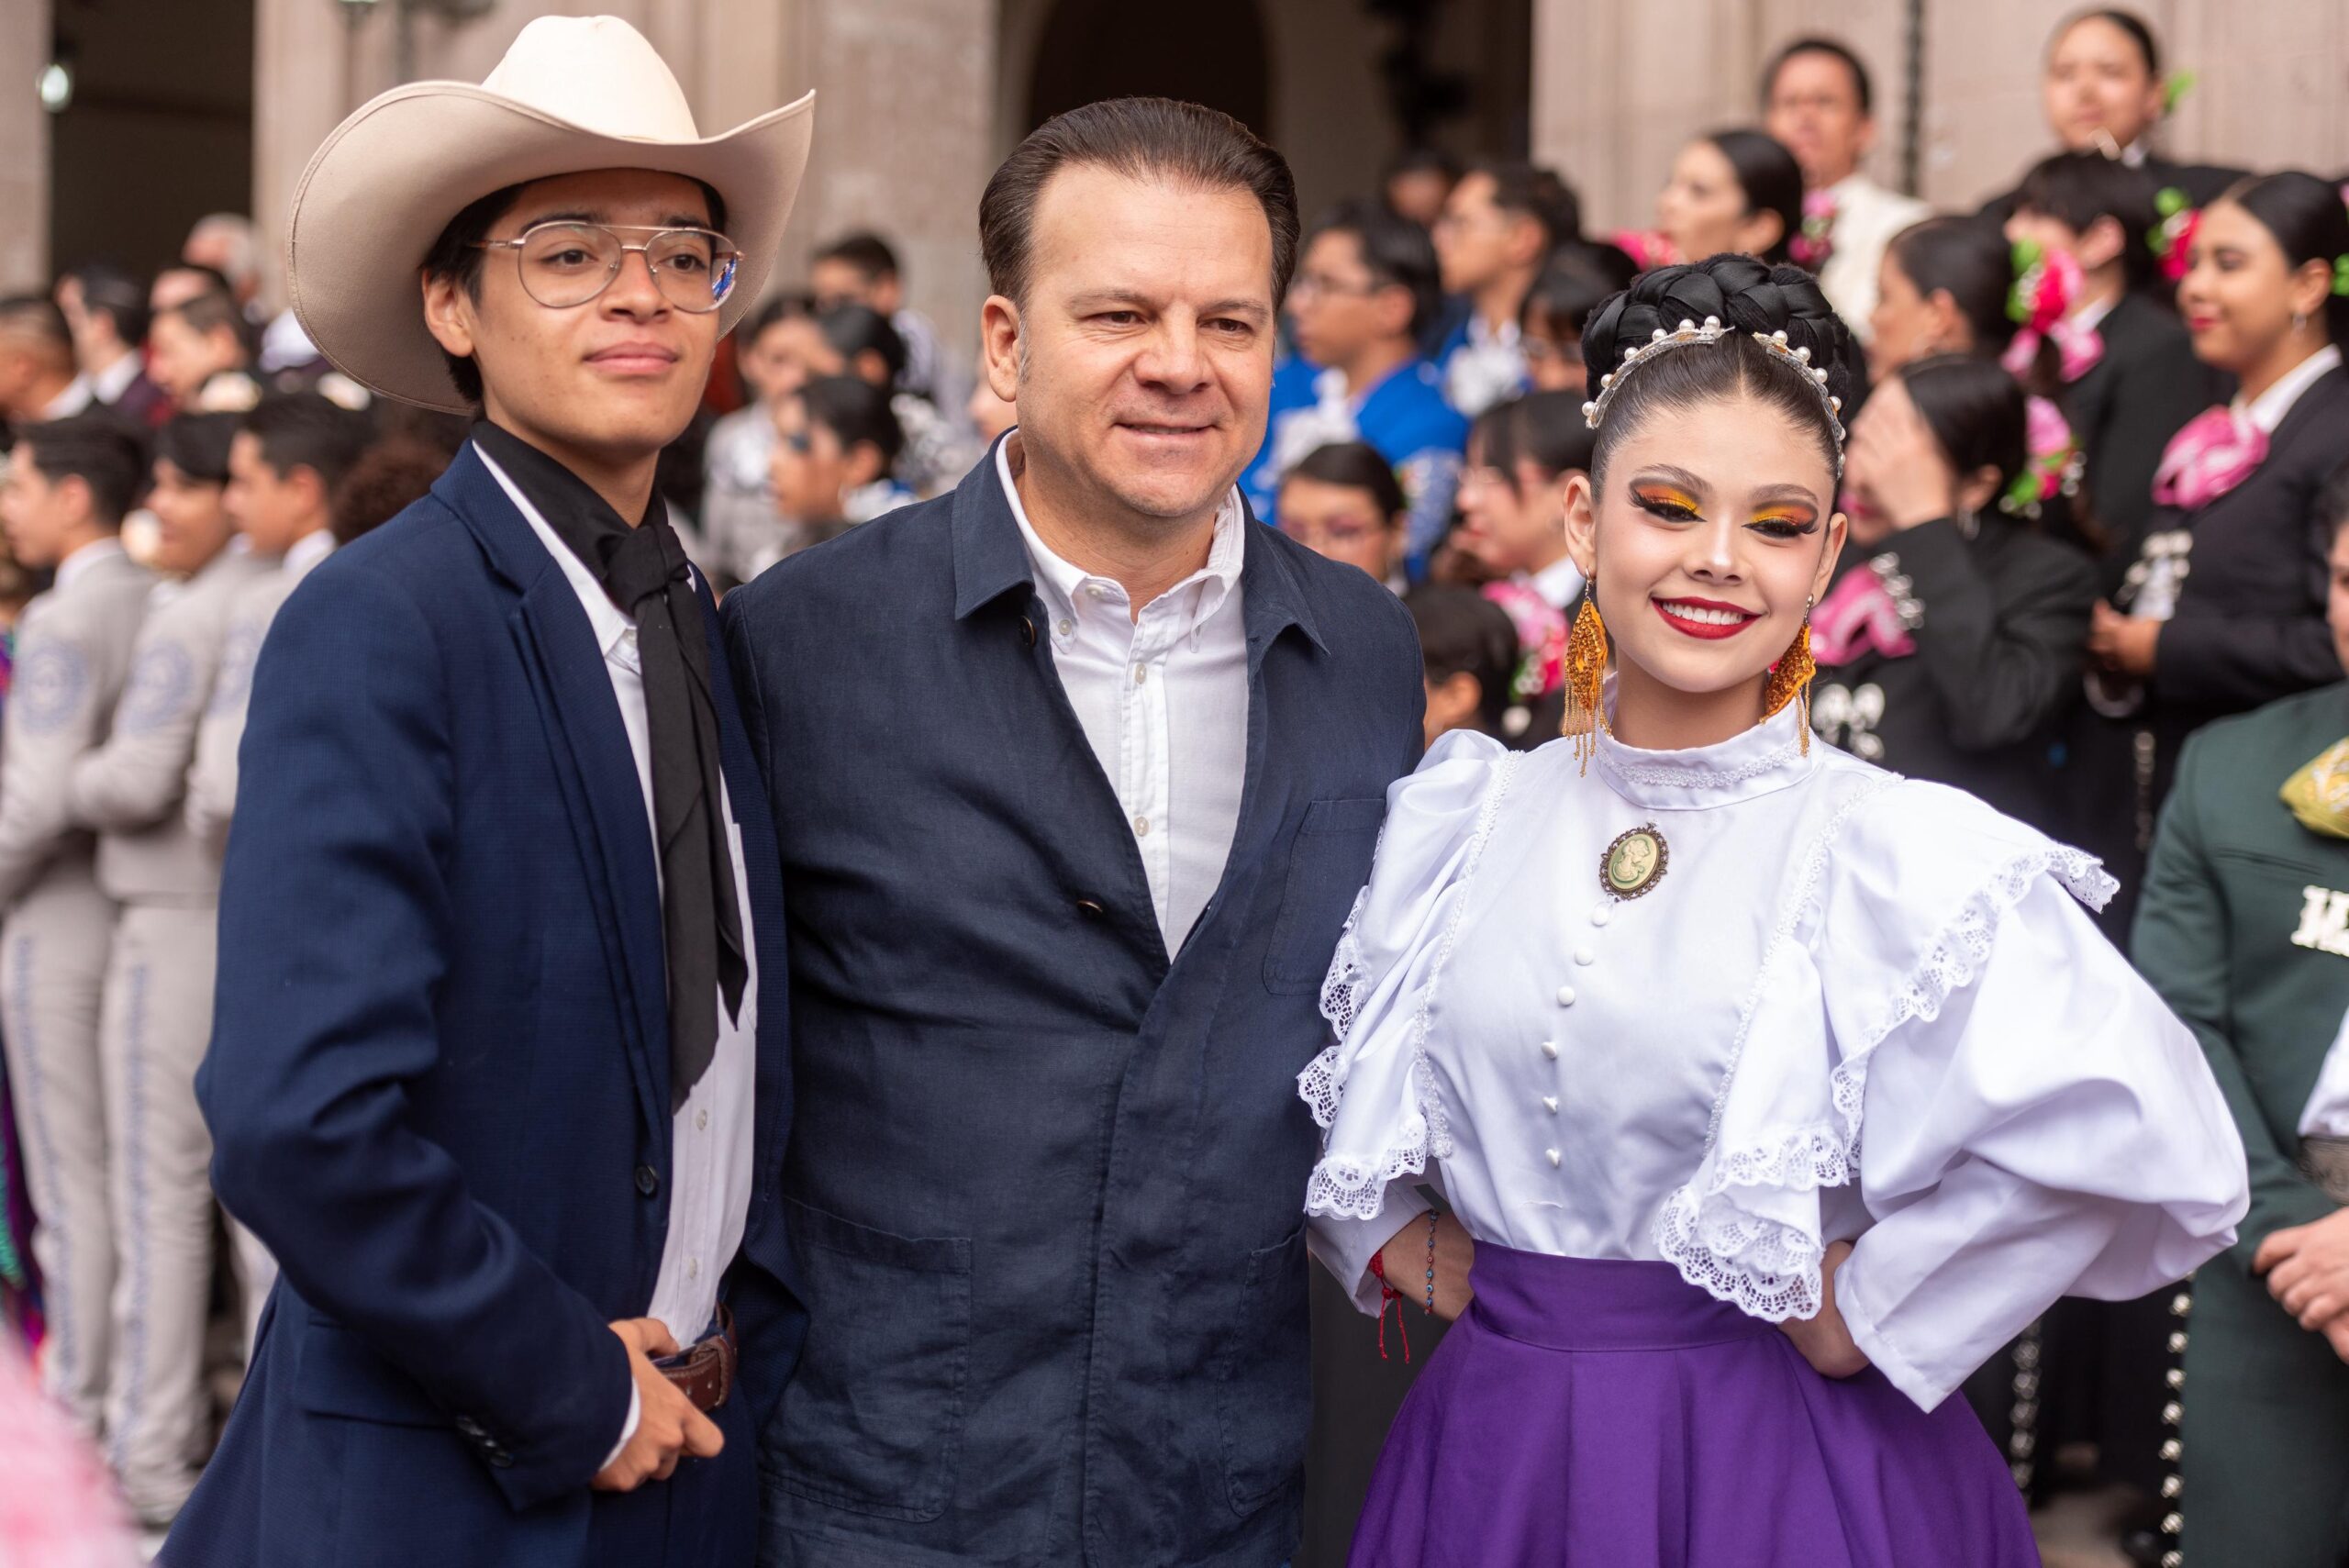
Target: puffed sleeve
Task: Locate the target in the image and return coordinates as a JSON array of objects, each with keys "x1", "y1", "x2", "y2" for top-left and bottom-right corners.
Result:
[
  {"x1": 1300, "y1": 728, "x2": 1516, "y2": 1311},
  {"x1": 1819, "y1": 782, "x2": 2249, "y2": 1411}
]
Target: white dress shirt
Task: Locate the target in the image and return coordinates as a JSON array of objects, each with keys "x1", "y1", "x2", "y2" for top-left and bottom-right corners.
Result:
[
  {"x1": 2302, "y1": 1005, "x2": 2349, "y2": 1138},
  {"x1": 997, "y1": 436, "x2": 1248, "y2": 953},
  {"x1": 88, "y1": 350, "x2": 144, "y2": 406},
  {"x1": 1528, "y1": 553, "x2": 1584, "y2": 612},
  {"x1": 480, "y1": 450, "x2": 759, "y2": 1457},
  {"x1": 1303, "y1": 695, "x2": 2248, "y2": 1412},
  {"x1": 1816, "y1": 174, "x2": 1932, "y2": 345}
]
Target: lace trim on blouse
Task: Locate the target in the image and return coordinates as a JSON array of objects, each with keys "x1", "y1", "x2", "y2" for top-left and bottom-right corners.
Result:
[
  {"x1": 1654, "y1": 784, "x2": 2120, "y2": 1322},
  {"x1": 1300, "y1": 752, "x2": 1524, "y2": 1220}
]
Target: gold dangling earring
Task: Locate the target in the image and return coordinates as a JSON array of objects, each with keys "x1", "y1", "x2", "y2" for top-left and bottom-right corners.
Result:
[
  {"x1": 1564, "y1": 582, "x2": 1609, "y2": 773},
  {"x1": 1760, "y1": 599, "x2": 1817, "y2": 755}
]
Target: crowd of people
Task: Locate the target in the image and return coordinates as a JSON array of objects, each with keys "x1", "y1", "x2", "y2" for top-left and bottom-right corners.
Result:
[{"x1": 0, "y1": 5, "x2": 2342, "y2": 1565}]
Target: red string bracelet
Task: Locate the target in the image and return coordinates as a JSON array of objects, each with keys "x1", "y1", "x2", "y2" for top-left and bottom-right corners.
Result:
[{"x1": 1367, "y1": 1250, "x2": 1411, "y2": 1363}]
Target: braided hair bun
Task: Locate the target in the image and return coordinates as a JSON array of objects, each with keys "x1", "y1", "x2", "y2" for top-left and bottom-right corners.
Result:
[{"x1": 1578, "y1": 254, "x2": 1857, "y2": 480}]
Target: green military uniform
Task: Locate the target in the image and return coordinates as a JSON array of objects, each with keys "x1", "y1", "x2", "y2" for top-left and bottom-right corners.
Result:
[{"x1": 2135, "y1": 682, "x2": 2349, "y2": 1568}]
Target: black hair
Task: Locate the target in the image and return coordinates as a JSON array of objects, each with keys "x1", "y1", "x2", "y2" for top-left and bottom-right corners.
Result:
[
  {"x1": 151, "y1": 411, "x2": 240, "y2": 486},
  {"x1": 743, "y1": 292, "x2": 812, "y2": 345},
  {"x1": 1385, "y1": 147, "x2": 1461, "y2": 184},
  {"x1": 1702, "y1": 129, "x2": 1807, "y2": 267},
  {"x1": 1468, "y1": 161, "x2": 1583, "y2": 256},
  {"x1": 332, "y1": 437, "x2": 449, "y2": 545},
  {"x1": 2054, "y1": 8, "x2": 2160, "y2": 78},
  {"x1": 1405, "y1": 584, "x2": 1520, "y2": 737},
  {"x1": 2220, "y1": 171, "x2": 2349, "y2": 346},
  {"x1": 0, "y1": 295, "x2": 73, "y2": 365},
  {"x1": 2016, "y1": 150, "x2": 2162, "y2": 295},
  {"x1": 1580, "y1": 255, "x2": 1856, "y2": 485},
  {"x1": 1308, "y1": 197, "x2": 1444, "y2": 341},
  {"x1": 417, "y1": 178, "x2": 730, "y2": 406},
  {"x1": 1885, "y1": 216, "x2": 2020, "y2": 356},
  {"x1": 1896, "y1": 354, "x2": 2029, "y2": 507},
  {"x1": 813, "y1": 303, "x2": 908, "y2": 388},
  {"x1": 981, "y1": 97, "x2": 1299, "y2": 308},
  {"x1": 17, "y1": 412, "x2": 147, "y2": 527},
  {"x1": 813, "y1": 232, "x2": 900, "y2": 284},
  {"x1": 1472, "y1": 390, "x2": 1598, "y2": 488},
  {"x1": 1521, "y1": 244, "x2": 1636, "y2": 342},
  {"x1": 796, "y1": 374, "x2": 904, "y2": 470},
  {"x1": 240, "y1": 392, "x2": 373, "y2": 495},
  {"x1": 1763, "y1": 36, "x2": 1874, "y2": 116},
  {"x1": 68, "y1": 263, "x2": 151, "y2": 350},
  {"x1": 1283, "y1": 439, "x2": 1408, "y2": 522},
  {"x1": 156, "y1": 261, "x2": 236, "y2": 301}
]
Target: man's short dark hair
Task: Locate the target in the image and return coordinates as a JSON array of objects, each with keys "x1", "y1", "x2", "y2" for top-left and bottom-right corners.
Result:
[
  {"x1": 980, "y1": 96, "x2": 1300, "y2": 309},
  {"x1": 417, "y1": 177, "x2": 730, "y2": 406},
  {"x1": 814, "y1": 303, "x2": 908, "y2": 386},
  {"x1": 798, "y1": 374, "x2": 904, "y2": 470},
  {"x1": 160, "y1": 288, "x2": 256, "y2": 364},
  {"x1": 1470, "y1": 161, "x2": 1583, "y2": 257},
  {"x1": 18, "y1": 412, "x2": 148, "y2": 527},
  {"x1": 1764, "y1": 37, "x2": 1875, "y2": 116},
  {"x1": 68, "y1": 264, "x2": 152, "y2": 349},
  {"x1": 241, "y1": 391, "x2": 373, "y2": 495},
  {"x1": 157, "y1": 261, "x2": 236, "y2": 301},
  {"x1": 1308, "y1": 198, "x2": 1443, "y2": 342},
  {"x1": 813, "y1": 232, "x2": 900, "y2": 284},
  {"x1": 0, "y1": 295, "x2": 74, "y2": 366}
]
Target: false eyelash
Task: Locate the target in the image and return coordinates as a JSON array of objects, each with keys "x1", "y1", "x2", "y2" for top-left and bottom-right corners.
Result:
[{"x1": 1631, "y1": 491, "x2": 1700, "y2": 521}]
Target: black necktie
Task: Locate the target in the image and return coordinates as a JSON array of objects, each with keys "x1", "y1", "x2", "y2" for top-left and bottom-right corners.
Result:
[{"x1": 474, "y1": 423, "x2": 747, "y2": 1110}]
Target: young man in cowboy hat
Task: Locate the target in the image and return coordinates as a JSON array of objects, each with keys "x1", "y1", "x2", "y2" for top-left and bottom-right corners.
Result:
[{"x1": 163, "y1": 18, "x2": 813, "y2": 1567}]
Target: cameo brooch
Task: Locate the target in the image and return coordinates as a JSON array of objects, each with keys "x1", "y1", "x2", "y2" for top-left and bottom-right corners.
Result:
[{"x1": 1600, "y1": 823, "x2": 1669, "y2": 900}]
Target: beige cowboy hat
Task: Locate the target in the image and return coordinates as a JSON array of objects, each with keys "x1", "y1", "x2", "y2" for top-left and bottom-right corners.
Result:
[{"x1": 286, "y1": 14, "x2": 815, "y2": 413}]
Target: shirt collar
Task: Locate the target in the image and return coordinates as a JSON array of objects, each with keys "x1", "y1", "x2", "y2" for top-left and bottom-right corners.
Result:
[
  {"x1": 89, "y1": 350, "x2": 142, "y2": 405},
  {"x1": 1593, "y1": 680, "x2": 1820, "y2": 809},
  {"x1": 1529, "y1": 555, "x2": 1585, "y2": 611},
  {"x1": 476, "y1": 443, "x2": 638, "y2": 662},
  {"x1": 1466, "y1": 316, "x2": 1520, "y2": 352},
  {"x1": 2071, "y1": 290, "x2": 2121, "y2": 334},
  {"x1": 284, "y1": 528, "x2": 336, "y2": 580},
  {"x1": 2241, "y1": 344, "x2": 2343, "y2": 435},
  {"x1": 55, "y1": 536, "x2": 124, "y2": 592},
  {"x1": 42, "y1": 377, "x2": 94, "y2": 420},
  {"x1": 996, "y1": 433, "x2": 1245, "y2": 634}
]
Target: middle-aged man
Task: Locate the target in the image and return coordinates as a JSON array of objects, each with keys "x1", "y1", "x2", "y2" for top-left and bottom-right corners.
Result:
[
  {"x1": 163, "y1": 17, "x2": 815, "y2": 1568},
  {"x1": 1760, "y1": 36, "x2": 1928, "y2": 345},
  {"x1": 724, "y1": 97, "x2": 1425, "y2": 1568},
  {"x1": 1242, "y1": 198, "x2": 1467, "y2": 572}
]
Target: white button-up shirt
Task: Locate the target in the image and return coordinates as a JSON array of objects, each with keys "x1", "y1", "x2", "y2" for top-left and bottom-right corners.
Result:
[
  {"x1": 998, "y1": 436, "x2": 1248, "y2": 954},
  {"x1": 481, "y1": 450, "x2": 758, "y2": 1456}
]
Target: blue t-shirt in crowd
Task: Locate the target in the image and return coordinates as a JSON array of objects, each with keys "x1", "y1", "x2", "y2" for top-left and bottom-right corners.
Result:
[{"x1": 1241, "y1": 355, "x2": 1469, "y2": 576}]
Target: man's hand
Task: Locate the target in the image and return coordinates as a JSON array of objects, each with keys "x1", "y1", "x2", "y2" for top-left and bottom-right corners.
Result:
[
  {"x1": 2087, "y1": 600, "x2": 2161, "y2": 678},
  {"x1": 1376, "y1": 1212, "x2": 1476, "y2": 1322},
  {"x1": 591, "y1": 1318, "x2": 725, "y2": 1493},
  {"x1": 1777, "y1": 1240, "x2": 1872, "y2": 1379},
  {"x1": 2254, "y1": 1208, "x2": 2349, "y2": 1329}
]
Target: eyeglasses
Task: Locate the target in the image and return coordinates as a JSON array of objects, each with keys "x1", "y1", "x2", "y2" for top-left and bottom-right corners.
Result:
[
  {"x1": 473, "y1": 221, "x2": 742, "y2": 313},
  {"x1": 1288, "y1": 272, "x2": 1389, "y2": 304}
]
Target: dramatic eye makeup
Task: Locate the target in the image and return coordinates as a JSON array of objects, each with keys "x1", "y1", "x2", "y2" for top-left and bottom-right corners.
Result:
[
  {"x1": 1749, "y1": 504, "x2": 1820, "y2": 539},
  {"x1": 1629, "y1": 482, "x2": 1702, "y2": 521}
]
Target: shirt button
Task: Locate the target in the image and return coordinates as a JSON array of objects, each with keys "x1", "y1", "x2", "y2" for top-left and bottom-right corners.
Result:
[
  {"x1": 1555, "y1": 986, "x2": 1576, "y2": 1006},
  {"x1": 1133, "y1": 815, "x2": 1151, "y2": 836},
  {"x1": 1132, "y1": 665, "x2": 1148, "y2": 685},
  {"x1": 688, "y1": 1257, "x2": 700, "y2": 1281},
  {"x1": 1545, "y1": 1149, "x2": 1563, "y2": 1168},
  {"x1": 1541, "y1": 1040, "x2": 1560, "y2": 1059},
  {"x1": 1056, "y1": 617, "x2": 1073, "y2": 638},
  {"x1": 696, "y1": 1107, "x2": 708, "y2": 1132},
  {"x1": 1086, "y1": 584, "x2": 1107, "y2": 599},
  {"x1": 1574, "y1": 946, "x2": 1597, "y2": 966},
  {"x1": 1542, "y1": 1095, "x2": 1560, "y2": 1114},
  {"x1": 634, "y1": 1163, "x2": 660, "y2": 1197},
  {"x1": 1590, "y1": 905, "x2": 1613, "y2": 927}
]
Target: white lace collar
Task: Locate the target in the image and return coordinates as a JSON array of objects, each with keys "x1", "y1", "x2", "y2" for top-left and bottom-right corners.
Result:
[{"x1": 1593, "y1": 683, "x2": 1819, "y2": 809}]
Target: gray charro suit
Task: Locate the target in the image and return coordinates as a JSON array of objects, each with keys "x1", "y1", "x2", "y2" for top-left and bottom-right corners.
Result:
[
  {"x1": 68, "y1": 540, "x2": 269, "y2": 1519},
  {"x1": 0, "y1": 537, "x2": 151, "y2": 1433}
]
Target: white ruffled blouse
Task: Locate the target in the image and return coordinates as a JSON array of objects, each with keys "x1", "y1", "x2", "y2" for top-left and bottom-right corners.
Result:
[{"x1": 1300, "y1": 699, "x2": 2251, "y2": 1411}]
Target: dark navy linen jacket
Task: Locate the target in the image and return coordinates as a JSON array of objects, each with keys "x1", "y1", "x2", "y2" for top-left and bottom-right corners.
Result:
[
  {"x1": 163, "y1": 444, "x2": 803, "y2": 1568},
  {"x1": 723, "y1": 442, "x2": 1424, "y2": 1568}
]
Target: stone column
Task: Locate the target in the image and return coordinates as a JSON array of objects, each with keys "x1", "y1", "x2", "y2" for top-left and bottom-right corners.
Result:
[{"x1": 0, "y1": 0, "x2": 51, "y2": 291}]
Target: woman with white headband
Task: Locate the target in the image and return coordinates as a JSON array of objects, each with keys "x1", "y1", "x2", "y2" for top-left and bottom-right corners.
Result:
[{"x1": 1300, "y1": 252, "x2": 2250, "y2": 1565}]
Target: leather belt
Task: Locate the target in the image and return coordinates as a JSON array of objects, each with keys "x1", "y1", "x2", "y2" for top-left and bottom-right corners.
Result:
[{"x1": 657, "y1": 1306, "x2": 737, "y2": 1414}]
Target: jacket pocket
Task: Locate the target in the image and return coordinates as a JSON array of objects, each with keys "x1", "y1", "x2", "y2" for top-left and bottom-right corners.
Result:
[
  {"x1": 1263, "y1": 796, "x2": 1386, "y2": 995},
  {"x1": 766, "y1": 1198, "x2": 973, "y2": 1522},
  {"x1": 294, "y1": 1316, "x2": 451, "y2": 1429},
  {"x1": 1210, "y1": 1223, "x2": 1311, "y2": 1514}
]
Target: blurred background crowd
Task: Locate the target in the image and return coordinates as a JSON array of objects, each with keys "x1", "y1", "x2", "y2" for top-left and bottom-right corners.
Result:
[{"x1": 4, "y1": 1, "x2": 2349, "y2": 1563}]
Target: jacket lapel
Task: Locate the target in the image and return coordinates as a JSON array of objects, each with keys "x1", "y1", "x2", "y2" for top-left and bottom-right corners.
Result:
[{"x1": 440, "y1": 445, "x2": 672, "y2": 1141}]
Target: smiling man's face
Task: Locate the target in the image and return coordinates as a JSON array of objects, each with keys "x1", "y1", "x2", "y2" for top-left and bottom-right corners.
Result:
[{"x1": 426, "y1": 167, "x2": 722, "y2": 476}]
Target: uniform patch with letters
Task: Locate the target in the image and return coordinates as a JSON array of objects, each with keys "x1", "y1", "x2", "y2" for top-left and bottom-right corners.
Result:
[
  {"x1": 2290, "y1": 885, "x2": 2349, "y2": 957},
  {"x1": 13, "y1": 642, "x2": 88, "y2": 736}
]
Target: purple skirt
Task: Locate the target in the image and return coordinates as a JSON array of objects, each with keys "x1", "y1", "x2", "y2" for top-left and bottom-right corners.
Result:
[{"x1": 1348, "y1": 1246, "x2": 2040, "y2": 1568}]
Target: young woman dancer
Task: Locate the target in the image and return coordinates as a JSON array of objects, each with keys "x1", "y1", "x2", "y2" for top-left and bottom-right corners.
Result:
[{"x1": 1301, "y1": 255, "x2": 2249, "y2": 1567}]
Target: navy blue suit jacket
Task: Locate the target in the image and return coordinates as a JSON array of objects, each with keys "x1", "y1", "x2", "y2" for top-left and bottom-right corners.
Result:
[
  {"x1": 724, "y1": 443, "x2": 1423, "y2": 1567},
  {"x1": 165, "y1": 444, "x2": 801, "y2": 1568}
]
